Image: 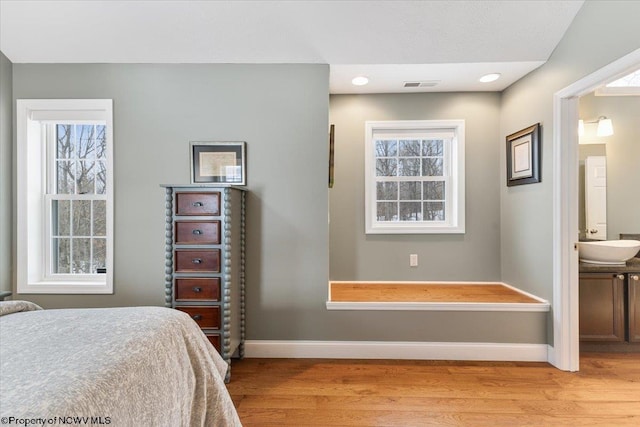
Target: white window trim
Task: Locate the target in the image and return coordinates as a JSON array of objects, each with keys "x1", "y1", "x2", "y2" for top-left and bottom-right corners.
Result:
[
  {"x1": 17, "y1": 99, "x2": 114, "y2": 294},
  {"x1": 365, "y1": 120, "x2": 465, "y2": 234}
]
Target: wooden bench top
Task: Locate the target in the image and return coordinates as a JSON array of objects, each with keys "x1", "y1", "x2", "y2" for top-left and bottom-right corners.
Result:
[{"x1": 329, "y1": 282, "x2": 542, "y2": 304}]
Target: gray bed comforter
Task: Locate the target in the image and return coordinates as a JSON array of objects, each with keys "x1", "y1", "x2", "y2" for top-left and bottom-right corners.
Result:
[{"x1": 0, "y1": 302, "x2": 241, "y2": 427}]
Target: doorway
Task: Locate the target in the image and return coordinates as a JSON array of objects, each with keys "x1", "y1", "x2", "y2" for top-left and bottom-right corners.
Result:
[{"x1": 553, "y1": 48, "x2": 640, "y2": 371}]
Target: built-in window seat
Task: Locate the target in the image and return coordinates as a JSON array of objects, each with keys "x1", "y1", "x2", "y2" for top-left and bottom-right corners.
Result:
[{"x1": 327, "y1": 281, "x2": 550, "y2": 312}]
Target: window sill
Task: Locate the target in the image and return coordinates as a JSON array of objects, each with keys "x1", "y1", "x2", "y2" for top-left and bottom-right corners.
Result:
[
  {"x1": 366, "y1": 225, "x2": 466, "y2": 234},
  {"x1": 19, "y1": 280, "x2": 112, "y2": 295}
]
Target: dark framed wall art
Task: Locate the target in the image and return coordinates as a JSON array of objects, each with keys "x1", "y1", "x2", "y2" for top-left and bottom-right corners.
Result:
[
  {"x1": 190, "y1": 141, "x2": 246, "y2": 185},
  {"x1": 506, "y1": 123, "x2": 541, "y2": 187},
  {"x1": 328, "y1": 124, "x2": 335, "y2": 188}
]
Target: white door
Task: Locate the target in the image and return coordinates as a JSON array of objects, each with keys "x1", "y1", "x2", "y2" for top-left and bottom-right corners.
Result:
[{"x1": 585, "y1": 156, "x2": 607, "y2": 240}]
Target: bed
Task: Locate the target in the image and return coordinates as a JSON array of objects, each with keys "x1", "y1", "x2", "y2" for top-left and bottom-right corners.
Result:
[{"x1": 0, "y1": 301, "x2": 242, "y2": 426}]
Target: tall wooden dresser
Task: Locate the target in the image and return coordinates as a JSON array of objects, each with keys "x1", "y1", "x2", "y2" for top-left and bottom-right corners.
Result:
[{"x1": 161, "y1": 185, "x2": 246, "y2": 380}]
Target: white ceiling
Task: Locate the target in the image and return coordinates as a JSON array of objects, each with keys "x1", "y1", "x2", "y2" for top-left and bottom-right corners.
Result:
[{"x1": 0, "y1": 0, "x2": 584, "y2": 94}]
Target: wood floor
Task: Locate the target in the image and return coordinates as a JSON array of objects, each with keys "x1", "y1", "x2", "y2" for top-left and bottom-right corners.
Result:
[
  {"x1": 329, "y1": 282, "x2": 542, "y2": 304},
  {"x1": 227, "y1": 353, "x2": 640, "y2": 426}
]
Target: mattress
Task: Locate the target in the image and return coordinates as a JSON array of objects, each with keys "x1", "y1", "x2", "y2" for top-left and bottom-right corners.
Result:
[{"x1": 0, "y1": 301, "x2": 241, "y2": 426}]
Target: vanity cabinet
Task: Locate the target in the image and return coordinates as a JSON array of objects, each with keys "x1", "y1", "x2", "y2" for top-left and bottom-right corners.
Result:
[
  {"x1": 579, "y1": 273, "x2": 625, "y2": 342},
  {"x1": 629, "y1": 273, "x2": 640, "y2": 342},
  {"x1": 579, "y1": 271, "x2": 640, "y2": 344},
  {"x1": 162, "y1": 185, "x2": 246, "y2": 379}
]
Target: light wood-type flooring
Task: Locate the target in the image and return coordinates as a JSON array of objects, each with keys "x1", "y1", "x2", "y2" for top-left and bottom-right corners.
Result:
[
  {"x1": 329, "y1": 282, "x2": 541, "y2": 304},
  {"x1": 227, "y1": 353, "x2": 640, "y2": 426}
]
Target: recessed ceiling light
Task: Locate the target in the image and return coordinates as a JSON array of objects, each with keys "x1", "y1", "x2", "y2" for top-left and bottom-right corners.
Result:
[
  {"x1": 479, "y1": 73, "x2": 501, "y2": 83},
  {"x1": 352, "y1": 76, "x2": 369, "y2": 86}
]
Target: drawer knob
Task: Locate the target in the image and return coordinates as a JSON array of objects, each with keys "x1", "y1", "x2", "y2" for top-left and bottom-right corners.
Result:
[
  {"x1": 192, "y1": 201, "x2": 204, "y2": 207},
  {"x1": 617, "y1": 274, "x2": 625, "y2": 280},
  {"x1": 192, "y1": 314, "x2": 203, "y2": 321},
  {"x1": 192, "y1": 229, "x2": 203, "y2": 235},
  {"x1": 192, "y1": 258, "x2": 202, "y2": 264},
  {"x1": 192, "y1": 287, "x2": 202, "y2": 293},
  {"x1": 632, "y1": 275, "x2": 639, "y2": 281}
]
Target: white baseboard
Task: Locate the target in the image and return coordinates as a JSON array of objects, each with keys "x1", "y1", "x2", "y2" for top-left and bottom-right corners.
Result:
[{"x1": 244, "y1": 340, "x2": 550, "y2": 362}]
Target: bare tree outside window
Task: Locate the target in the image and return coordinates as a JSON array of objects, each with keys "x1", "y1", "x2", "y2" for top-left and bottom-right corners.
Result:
[
  {"x1": 374, "y1": 137, "x2": 447, "y2": 222},
  {"x1": 52, "y1": 124, "x2": 107, "y2": 274}
]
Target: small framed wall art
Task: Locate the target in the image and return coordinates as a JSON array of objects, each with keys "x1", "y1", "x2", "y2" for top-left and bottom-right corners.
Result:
[
  {"x1": 506, "y1": 123, "x2": 541, "y2": 186},
  {"x1": 328, "y1": 124, "x2": 335, "y2": 188},
  {"x1": 190, "y1": 141, "x2": 246, "y2": 185}
]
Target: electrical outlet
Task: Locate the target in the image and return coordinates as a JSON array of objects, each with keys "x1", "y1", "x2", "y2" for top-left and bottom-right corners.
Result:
[{"x1": 409, "y1": 254, "x2": 418, "y2": 267}]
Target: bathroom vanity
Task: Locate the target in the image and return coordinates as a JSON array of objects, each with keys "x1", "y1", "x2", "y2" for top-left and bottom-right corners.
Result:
[{"x1": 579, "y1": 257, "x2": 640, "y2": 348}]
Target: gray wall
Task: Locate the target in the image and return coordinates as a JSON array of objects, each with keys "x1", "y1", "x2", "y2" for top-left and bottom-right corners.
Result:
[
  {"x1": 500, "y1": 0, "x2": 640, "y2": 344},
  {"x1": 579, "y1": 93, "x2": 640, "y2": 240},
  {"x1": 329, "y1": 93, "x2": 501, "y2": 281},
  {"x1": 0, "y1": 51, "x2": 12, "y2": 293},
  {"x1": 11, "y1": 64, "x2": 331, "y2": 342},
  {"x1": 318, "y1": 92, "x2": 546, "y2": 345},
  {"x1": 8, "y1": 64, "x2": 546, "y2": 344},
  {"x1": 7, "y1": 1, "x2": 638, "y2": 347}
]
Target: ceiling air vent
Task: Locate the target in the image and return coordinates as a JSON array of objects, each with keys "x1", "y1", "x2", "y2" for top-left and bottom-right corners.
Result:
[{"x1": 403, "y1": 80, "x2": 440, "y2": 88}]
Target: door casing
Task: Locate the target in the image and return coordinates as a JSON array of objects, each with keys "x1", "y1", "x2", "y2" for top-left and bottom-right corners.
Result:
[{"x1": 551, "y1": 47, "x2": 640, "y2": 371}]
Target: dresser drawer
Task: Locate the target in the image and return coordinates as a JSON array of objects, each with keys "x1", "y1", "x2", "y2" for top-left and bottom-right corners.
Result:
[
  {"x1": 175, "y1": 221, "x2": 220, "y2": 244},
  {"x1": 206, "y1": 334, "x2": 221, "y2": 352},
  {"x1": 175, "y1": 249, "x2": 220, "y2": 272},
  {"x1": 176, "y1": 306, "x2": 220, "y2": 328},
  {"x1": 175, "y1": 278, "x2": 221, "y2": 301},
  {"x1": 175, "y1": 192, "x2": 220, "y2": 216}
]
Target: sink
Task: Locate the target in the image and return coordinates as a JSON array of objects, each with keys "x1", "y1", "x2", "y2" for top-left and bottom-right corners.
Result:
[{"x1": 578, "y1": 240, "x2": 640, "y2": 265}]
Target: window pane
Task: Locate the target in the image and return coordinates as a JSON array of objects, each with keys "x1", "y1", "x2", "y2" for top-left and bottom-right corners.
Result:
[
  {"x1": 399, "y1": 181, "x2": 421, "y2": 200},
  {"x1": 76, "y1": 161, "x2": 96, "y2": 194},
  {"x1": 72, "y1": 238, "x2": 91, "y2": 273},
  {"x1": 52, "y1": 238, "x2": 70, "y2": 274},
  {"x1": 423, "y1": 181, "x2": 445, "y2": 200},
  {"x1": 399, "y1": 140, "x2": 420, "y2": 157},
  {"x1": 52, "y1": 200, "x2": 70, "y2": 236},
  {"x1": 400, "y1": 202, "x2": 421, "y2": 221},
  {"x1": 377, "y1": 202, "x2": 397, "y2": 221},
  {"x1": 76, "y1": 125, "x2": 96, "y2": 159},
  {"x1": 423, "y1": 202, "x2": 445, "y2": 221},
  {"x1": 72, "y1": 200, "x2": 92, "y2": 236},
  {"x1": 399, "y1": 158, "x2": 420, "y2": 176},
  {"x1": 96, "y1": 125, "x2": 107, "y2": 159},
  {"x1": 422, "y1": 139, "x2": 444, "y2": 156},
  {"x1": 376, "y1": 158, "x2": 397, "y2": 176},
  {"x1": 96, "y1": 161, "x2": 107, "y2": 194},
  {"x1": 56, "y1": 160, "x2": 75, "y2": 194},
  {"x1": 375, "y1": 140, "x2": 397, "y2": 157},
  {"x1": 56, "y1": 125, "x2": 74, "y2": 159},
  {"x1": 422, "y1": 158, "x2": 443, "y2": 176},
  {"x1": 376, "y1": 182, "x2": 398, "y2": 201},
  {"x1": 93, "y1": 238, "x2": 106, "y2": 272},
  {"x1": 93, "y1": 200, "x2": 106, "y2": 236}
]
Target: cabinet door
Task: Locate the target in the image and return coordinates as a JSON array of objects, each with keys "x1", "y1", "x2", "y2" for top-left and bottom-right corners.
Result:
[
  {"x1": 579, "y1": 273, "x2": 625, "y2": 342},
  {"x1": 629, "y1": 273, "x2": 640, "y2": 343}
]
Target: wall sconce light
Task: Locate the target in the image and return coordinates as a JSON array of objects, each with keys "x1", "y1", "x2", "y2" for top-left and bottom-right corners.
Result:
[
  {"x1": 579, "y1": 116, "x2": 614, "y2": 138},
  {"x1": 596, "y1": 117, "x2": 614, "y2": 137}
]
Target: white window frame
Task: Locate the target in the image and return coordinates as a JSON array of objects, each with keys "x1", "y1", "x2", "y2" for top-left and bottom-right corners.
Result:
[
  {"x1": 17, "y1": 99, "x2": 114, "y2": 294},
  {"x1": 365, "y1": 120, "x2": 465, "y2": 234}
]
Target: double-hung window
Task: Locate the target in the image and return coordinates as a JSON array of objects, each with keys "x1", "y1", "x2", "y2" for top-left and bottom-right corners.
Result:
[
  {"x1": 365, "y1": 120, "x2": 465, "y2": 234},
  {"x1": 17, "y1": 99, "x2": 113, "y2": 294}
]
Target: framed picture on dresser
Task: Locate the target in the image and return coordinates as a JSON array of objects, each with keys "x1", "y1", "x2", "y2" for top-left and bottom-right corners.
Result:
[{"x1": 190, "y1": 141, "x2": 246, "y2": 185}]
